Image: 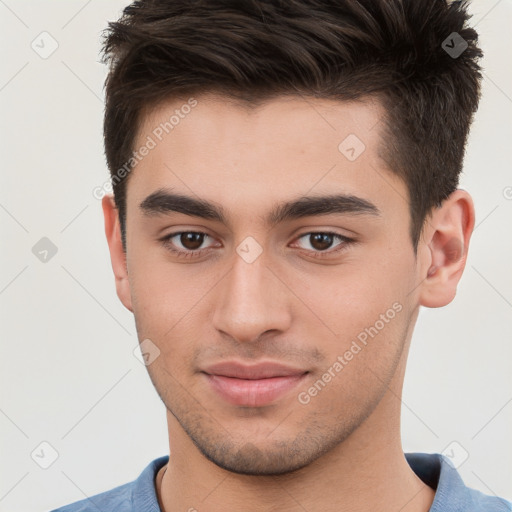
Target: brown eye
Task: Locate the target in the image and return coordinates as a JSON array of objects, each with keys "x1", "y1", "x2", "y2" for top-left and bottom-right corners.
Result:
[
  {"x1": 179, "y1": 232, "x2": 205, "y2": 250},
  {"x1": 292, "y1": 231, "x2": 354, "y2": 258},
  {"x1": 308, "y1": 233, "x2": 335, "y2": 251},
  {"x1": 297, "y1": 232, "x2": 341, "y2": 251},
  {"x1": 160, "y1": 231, "x2": 215, "y2": 257}
]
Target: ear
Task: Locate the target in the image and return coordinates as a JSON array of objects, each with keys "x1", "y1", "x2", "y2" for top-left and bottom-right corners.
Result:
[
  {"x1": 418, "y1": 189, "x2": 475, "y2": 308},
  {"x1": 102, "y1": 195, "x2": 133, "y2": 312}
]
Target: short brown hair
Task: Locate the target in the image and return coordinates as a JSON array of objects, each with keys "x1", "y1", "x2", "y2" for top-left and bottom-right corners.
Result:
[{"x1": 101, "y1": 0, "x2": 483, "y2": 252}]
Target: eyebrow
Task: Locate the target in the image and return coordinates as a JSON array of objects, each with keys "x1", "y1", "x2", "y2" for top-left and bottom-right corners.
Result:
[{"x1": 139, "y1": 188, "x2": 380, "y2": 227}]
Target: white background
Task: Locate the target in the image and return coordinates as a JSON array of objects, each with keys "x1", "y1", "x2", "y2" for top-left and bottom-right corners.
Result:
[{"x1": 0, "y1": 1, "x2": 511, "y2": 510}]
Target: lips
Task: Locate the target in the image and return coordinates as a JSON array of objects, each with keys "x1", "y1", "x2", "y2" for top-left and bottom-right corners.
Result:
[
  {"x1": 202, "y1": 361, "x2": 308, "y2": 407},
  {"x1": 203, "y1": 361, "x2": 307, "y2": 380}
]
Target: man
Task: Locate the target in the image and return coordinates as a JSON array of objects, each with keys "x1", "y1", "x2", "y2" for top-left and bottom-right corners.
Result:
[{"x1": 52, "y1": 0, "x2": 511, "y2": 510}]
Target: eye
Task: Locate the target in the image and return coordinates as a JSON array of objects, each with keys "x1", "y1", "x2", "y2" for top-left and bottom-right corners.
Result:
[
  {"x1": 292, "y1": 232, "x2": 354, "y2": 257},
  {"x1": 160, "y1": 231, "x2": 217, "y2": 258}
]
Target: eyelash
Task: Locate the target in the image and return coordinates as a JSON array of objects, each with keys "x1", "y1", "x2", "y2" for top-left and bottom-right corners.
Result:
[{"x1": 159, "y1": 231, "x2": 355, "y2": 260}]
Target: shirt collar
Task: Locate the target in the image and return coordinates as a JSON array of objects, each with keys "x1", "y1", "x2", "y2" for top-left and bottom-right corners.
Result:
[
  {"x1": 133, "y1": 453, "x2": 485, "y2": 512},
  {"x1": 406, "y1": 452, "x2": 481, "y2": 511}
]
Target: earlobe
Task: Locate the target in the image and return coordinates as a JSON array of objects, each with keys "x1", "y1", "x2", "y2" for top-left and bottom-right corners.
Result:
[
  {"x1": 102, "y1": 195, "x2": 133, "y2": 312},
  {"x1": 418, "y1": 190, "x2": 475, "y2": 308}
]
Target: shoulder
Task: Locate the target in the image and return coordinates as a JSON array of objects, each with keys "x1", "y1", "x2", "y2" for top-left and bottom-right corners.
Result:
[
  {"x1": 464, "y1": 489, "x2": 512, "y2": 512},
  {"x1": 49, "y1": 455, "x2": 169, "y2": 512},
  {"x1": 49, "y1": 481, "x2": 133, "y2": 512},
  {"x1": 405, "y1": 452, "x2": 512, "y2": 512}
]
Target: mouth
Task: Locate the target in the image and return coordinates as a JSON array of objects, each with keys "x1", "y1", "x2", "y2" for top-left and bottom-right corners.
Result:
[{"x1": 201, "y1": 361, "x2": 308, "y2": 407}]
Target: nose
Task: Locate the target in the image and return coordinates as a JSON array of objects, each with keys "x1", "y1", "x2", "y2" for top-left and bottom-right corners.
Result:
[{"x1": 212, "y1": 248, "x2": 292, "y2": 343}]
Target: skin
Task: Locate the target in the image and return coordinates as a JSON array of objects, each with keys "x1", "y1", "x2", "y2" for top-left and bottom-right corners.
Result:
[{"x1": 103, "y1": 94, "x2": 474, "y2": 512}]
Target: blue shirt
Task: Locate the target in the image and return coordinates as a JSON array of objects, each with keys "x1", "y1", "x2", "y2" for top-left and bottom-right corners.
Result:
[{"x1": 50, "y1": 453, "x2": 511, "y2": 511}]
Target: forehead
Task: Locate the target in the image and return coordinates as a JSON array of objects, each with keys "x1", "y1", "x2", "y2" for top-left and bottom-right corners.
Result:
[
  {"x1": 137, "y1": 93, "x2": 385, "y2": 154},
  {"x1": 128, "y1": 93, "x2": 406, "y2": 221}
]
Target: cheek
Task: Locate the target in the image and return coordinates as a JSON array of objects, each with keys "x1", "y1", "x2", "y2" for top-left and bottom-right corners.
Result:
[
  {"x1": 291, "y1": 261, "x2": 407, "y2": 333},
  {"x1": 294, "y1": 301, "x2": 410, "y2": 421},
  {"x1": 128, "y1": 253, "x2": 212, "y2": 347},
  {"x1": 287, "y1": 255, "x2": 414, "y2": 385}
]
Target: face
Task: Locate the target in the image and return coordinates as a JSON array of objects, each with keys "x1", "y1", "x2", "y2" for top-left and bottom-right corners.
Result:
[{"x1": 115, "y1": 94, "x2": 426, "y2": 475}]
